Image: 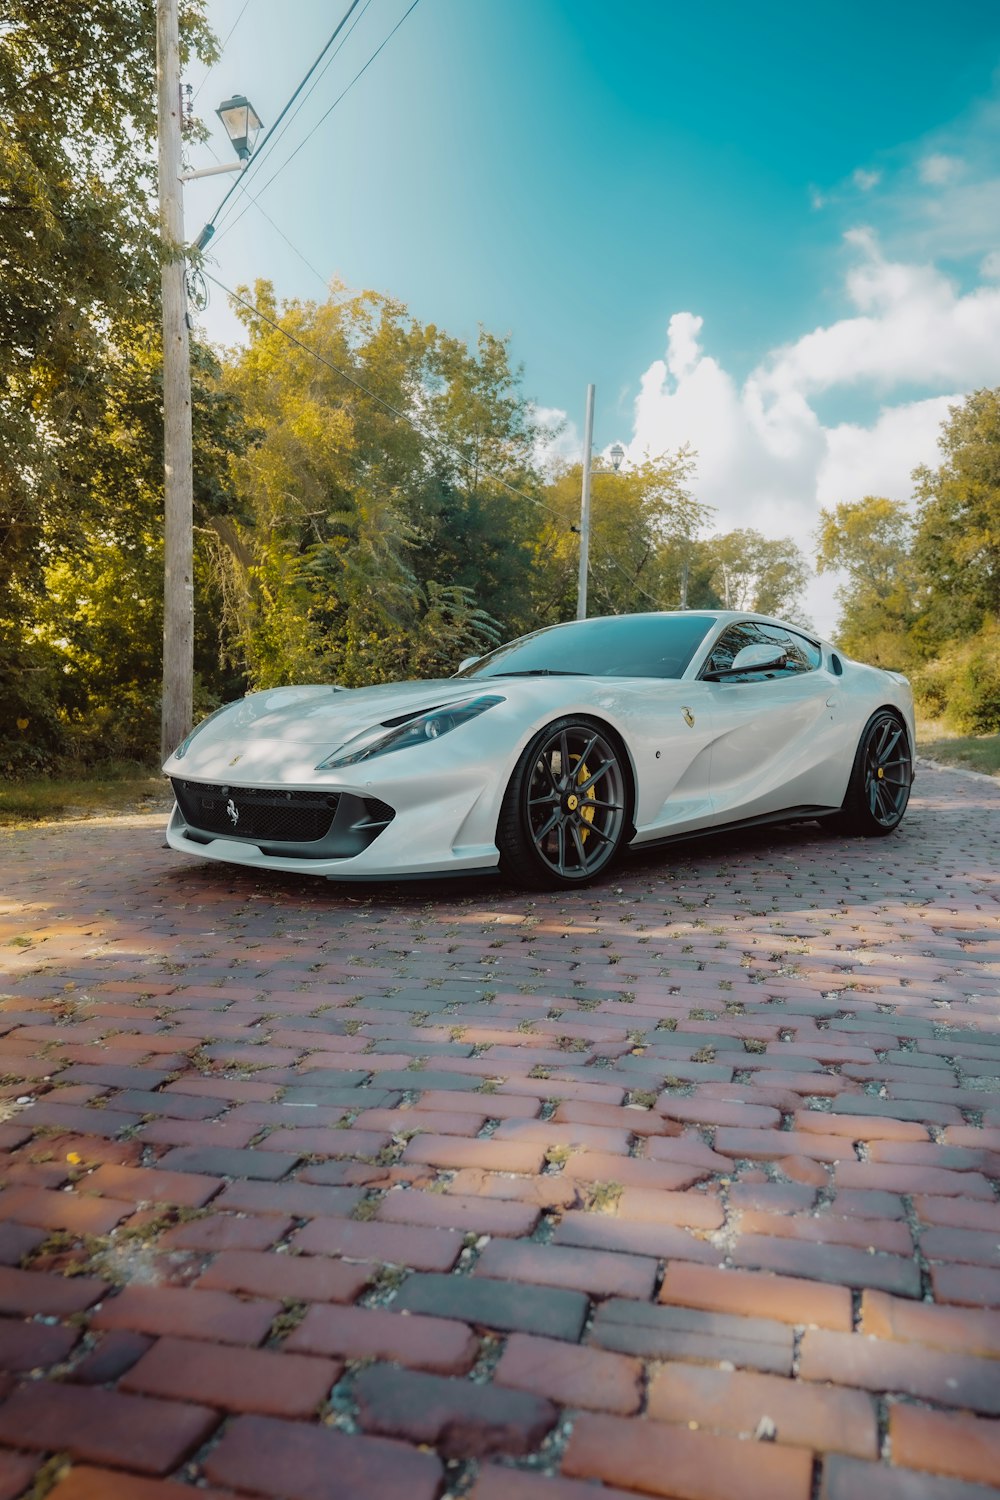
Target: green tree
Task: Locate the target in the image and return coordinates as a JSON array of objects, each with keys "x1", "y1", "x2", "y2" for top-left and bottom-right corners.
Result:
[
  {"x1": 815, "y1": 496, "x2": 915, "y2": 665},
  {"x1": 215, "y1": 282, "x2": 536, "y2": 688},
  {"x1": 410, "y1": 328, "x2": 544, "y2": 636},
  {"x1": 35, "y1": 329, "x2": 251, "y2": 760},
  {"x1": 532, "y1": 451, "x2": 711, "y2": 621},
  {"x1": 0, "y1": 1, "x2": 215, "y2": 768},
  {"x1": 701, "y1": 529, "x2": 810, "y2": 620},
  {"x1": 909, "y1": 389, "x2": 1000, "y2": 730},
  {"x1": 911, "y1": 389, "x2": 1000, "y2": 642}
]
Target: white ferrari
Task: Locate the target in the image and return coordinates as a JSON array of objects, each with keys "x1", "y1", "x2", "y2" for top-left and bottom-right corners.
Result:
[{"x1": 163, "y1": 611, "x2": 915, "y2": 889}]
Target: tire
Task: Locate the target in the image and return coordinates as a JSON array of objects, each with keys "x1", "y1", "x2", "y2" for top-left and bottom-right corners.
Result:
[
  {"x1": 830, "y1": 709, "x2": 912, "y2": 837},
  {"x1": 497, "y1": 717, "x2": 632, "y2": 888}
]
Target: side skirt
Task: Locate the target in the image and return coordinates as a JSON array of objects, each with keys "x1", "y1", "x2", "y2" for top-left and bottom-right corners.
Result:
[{"x1": 630, "y1": 805, "x2": 840, "y2": 852}]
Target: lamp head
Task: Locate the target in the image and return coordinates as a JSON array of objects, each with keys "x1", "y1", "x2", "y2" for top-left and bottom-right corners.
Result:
[{"x1": 216, "y1": 95, "x2": 262, "y2": 161}]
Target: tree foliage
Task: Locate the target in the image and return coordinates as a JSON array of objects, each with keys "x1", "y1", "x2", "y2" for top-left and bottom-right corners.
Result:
[
  {"x1": 0, "y1": 1, "x2": 215, "y2": 769},
  {"x1": 816, "y1": 392, "x2": 1000, "y2": 732},
  {"x1": 815, "y1": 496, "x2": 915, "y2": 666},
  {"x1": 533, "y1": 451, "x2": 711, "y2": 621},
  {"x1": 908, "y1": 390, "x2": 1000, "y2": 730},
  {"x1": 34, "y1": 330, "x2": 251, "y2": 760},
  {"x1": 701, "y1": 529, "x2": 809, "y2": 620},
  {"x1": 214, "y1": 282, "x2": 537, "y2": 689},
  {"x1": 911, "y1": 389, "x2": 1000, "y2": 640}
]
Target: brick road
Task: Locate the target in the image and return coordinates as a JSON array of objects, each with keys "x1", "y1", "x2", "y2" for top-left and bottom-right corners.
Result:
[{"x1": 0, "y1": 760, "x2": 998, "y2": 1500}]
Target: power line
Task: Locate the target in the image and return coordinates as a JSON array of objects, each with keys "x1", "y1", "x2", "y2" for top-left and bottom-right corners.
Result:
[
  {"x1": 187, "y1": 15, "x2": 368, "y2": 290},
  {"x1": 195, "y1": 0, "x2": 366, "y2": 248},
  {"x1": 210, "y1": 0, "x2": 374, "y2": 242},
  {"x1": 212, "y1": 0, "x2": 423, "y2": 248},
  {"x1": 191, "y1": 0, "x2": 254, "y2": 104},
  {"x1": 233, "y1": 194, "x2": 334, "y2": 294}
]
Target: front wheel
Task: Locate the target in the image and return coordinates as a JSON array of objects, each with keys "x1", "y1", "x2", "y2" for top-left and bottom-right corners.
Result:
[
  {"x1": 830, "y1": 709, "x2": 912, "y2": 836},
  {"x1": 497, "y1": 717, "x2": 632, "y2": 888}
]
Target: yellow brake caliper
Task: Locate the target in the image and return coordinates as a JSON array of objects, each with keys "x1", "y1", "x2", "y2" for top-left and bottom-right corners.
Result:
[{"x1": 570, "y1": 756, "x2": 597, "y2": 842}]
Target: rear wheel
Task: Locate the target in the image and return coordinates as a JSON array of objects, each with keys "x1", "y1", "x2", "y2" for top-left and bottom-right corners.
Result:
[
  {"x1": 497, "y1": 717, "x2": 632, "y2": 888},
  {"x1": 830, "y1": 709, "x2": 912, "y2": 836}
]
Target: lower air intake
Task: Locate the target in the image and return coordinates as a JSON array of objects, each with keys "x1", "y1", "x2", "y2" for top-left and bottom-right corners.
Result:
[{"x1": 171, "y1": 780, "x2": 338, "y2": 843}]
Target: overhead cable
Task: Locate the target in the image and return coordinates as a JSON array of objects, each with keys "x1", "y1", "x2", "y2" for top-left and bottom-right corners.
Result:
[
  {"x1": 209, "y1": 0, "x2": 374, "y2": 241},
  {"x1": 193, "y1": 0, "x2": 365, "y2": 251},
  {"x1": 191, "y1": 0, "x2": 254, "y2": 103},
  {"x1": 212, "y1": 0, "x2": 423, "y2": 248}
]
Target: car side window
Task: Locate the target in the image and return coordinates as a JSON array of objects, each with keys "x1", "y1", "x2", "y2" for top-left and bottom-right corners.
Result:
[
  {"x1": 702, "y1": 622, "x2": 766, "y2": 677},
  {"x1": 701, "y1": 622, "x2": 821, "y2": 681},
  {"x1": 756, "y1": 624, "x2": 821, "y2": 674}
]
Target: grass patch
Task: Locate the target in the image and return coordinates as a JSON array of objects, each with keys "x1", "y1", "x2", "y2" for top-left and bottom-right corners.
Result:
[
  {"x1": 917, "y1": 721, "x2": 1000, "y2": 777},
  {"x1": 0, "y1": 761, "x2": 170, "y2": 825}
]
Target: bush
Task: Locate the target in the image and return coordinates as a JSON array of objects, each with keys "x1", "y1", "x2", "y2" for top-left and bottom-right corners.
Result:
[
  {"x1": 0, "y1": 632, "x2": 67, "y2": 775},
  {"x1": 913, "y1": 622, "x2": 1000, "y2": 734}
]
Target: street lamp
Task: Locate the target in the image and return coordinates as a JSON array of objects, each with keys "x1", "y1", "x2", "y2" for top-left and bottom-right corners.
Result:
[
  {"x1": 576, "y1": 406, "x2": 628, "y2": 621},
  {"x1": 576, "y1": 385, "x2": 596, "y2": 621},
  {"x1": 216, "y1": 95, "x2": 262, "y2": 161},
  {"x1": 180, "y1": 93, "x2": 263, "y2": 197}
]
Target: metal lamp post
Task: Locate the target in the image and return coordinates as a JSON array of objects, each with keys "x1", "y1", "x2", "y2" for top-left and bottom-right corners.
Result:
[{"x1": 576, "y1": 407, "x2": 627, "y2": 621}]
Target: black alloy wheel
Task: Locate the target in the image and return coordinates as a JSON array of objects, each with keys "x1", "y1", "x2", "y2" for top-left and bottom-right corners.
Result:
[
  {"x1": 833, "y1": 709, "x2": 912, "y2": 836},
  {"x1": 498, "y1": 717, "x2": 631, "y2": 887}
]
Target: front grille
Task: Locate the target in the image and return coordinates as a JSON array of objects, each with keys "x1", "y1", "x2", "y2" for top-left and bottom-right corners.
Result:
[{"x1": 171, "y1": 780, "x2": 339, "y2": 844}]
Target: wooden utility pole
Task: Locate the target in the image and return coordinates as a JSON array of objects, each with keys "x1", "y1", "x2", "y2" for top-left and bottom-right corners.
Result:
[{"x1": 156, "y1": 0, "x2": 194, "y2": 759}]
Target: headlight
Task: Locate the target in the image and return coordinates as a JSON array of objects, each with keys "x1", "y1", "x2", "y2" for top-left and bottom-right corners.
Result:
[{"x1": 316, "y1": 695, "x2": 505, "y2": 769}]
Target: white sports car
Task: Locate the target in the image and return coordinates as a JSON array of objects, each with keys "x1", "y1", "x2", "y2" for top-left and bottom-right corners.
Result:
[{"x1": 163, "y1": 611, "x2": 915, "y2": 889}]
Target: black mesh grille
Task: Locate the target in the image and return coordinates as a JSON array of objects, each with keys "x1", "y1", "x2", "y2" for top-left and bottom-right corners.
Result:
[{"x1": 171, "y1": 779, "x2": 338, "y2": 844}]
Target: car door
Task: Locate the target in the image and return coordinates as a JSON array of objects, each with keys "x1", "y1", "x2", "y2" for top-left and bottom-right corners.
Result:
[
  {"x1": 623, "y1": 680, "x2": 718, "y2": 839},
  {"x1": 699, "y1": 621, "x2": 840, "y2": 824}
]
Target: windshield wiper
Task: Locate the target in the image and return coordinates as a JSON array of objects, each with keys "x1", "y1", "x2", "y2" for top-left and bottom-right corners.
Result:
[{"x1": 485, "y1": 669, "x2": 589, "y2": 677}]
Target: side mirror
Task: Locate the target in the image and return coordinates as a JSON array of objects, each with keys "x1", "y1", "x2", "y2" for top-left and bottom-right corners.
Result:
[
  {"x1": 731, "y1": 643, "x2": 787, "y2": 673},
  {"x1": 706, "y1": 643, "x2": 788, "y2": 679},
  {"x1": 457, "y1": 655, "x2": 481, "y2": 674}
]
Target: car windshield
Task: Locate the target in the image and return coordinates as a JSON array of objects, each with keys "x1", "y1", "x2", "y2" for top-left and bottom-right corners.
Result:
[{"x1": 456, "y1": 613, "x2": 717, "y2": 681}]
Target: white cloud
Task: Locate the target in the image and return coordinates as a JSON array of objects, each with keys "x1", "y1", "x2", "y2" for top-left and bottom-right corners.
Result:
[
  {"x1": 818, "y1": 395, "x2": 957, "y2": 507},
  {"x1": 530, "y1": 403, "x2": 579, "y2": 474},
  {"x1": 621, "y1": 231, "x2": 1000, "y2": 634},
  {"x1": 852, "y1": 168, "x2": 882, "y2": 192},
  {"x1": 919, "y1": 152, "x2": 964, "y2": 185},
  {"x1": 752, "y1": 229, "x2": 1000, "y2": 398}
]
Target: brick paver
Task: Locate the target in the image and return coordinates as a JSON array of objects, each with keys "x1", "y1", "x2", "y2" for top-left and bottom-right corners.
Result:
[{"x1": 0, "y1": 761, "x2": 998, "y2": 1495}]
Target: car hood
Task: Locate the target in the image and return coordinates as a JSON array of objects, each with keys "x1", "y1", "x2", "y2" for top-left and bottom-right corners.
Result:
[{"x1": 165, "y1": 679, "x2": 497, "y2": 765}]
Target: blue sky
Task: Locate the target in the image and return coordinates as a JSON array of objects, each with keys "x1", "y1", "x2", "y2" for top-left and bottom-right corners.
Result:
[{"x1": 189, "y1": 0, "x2": 1000, "y2": 629}]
